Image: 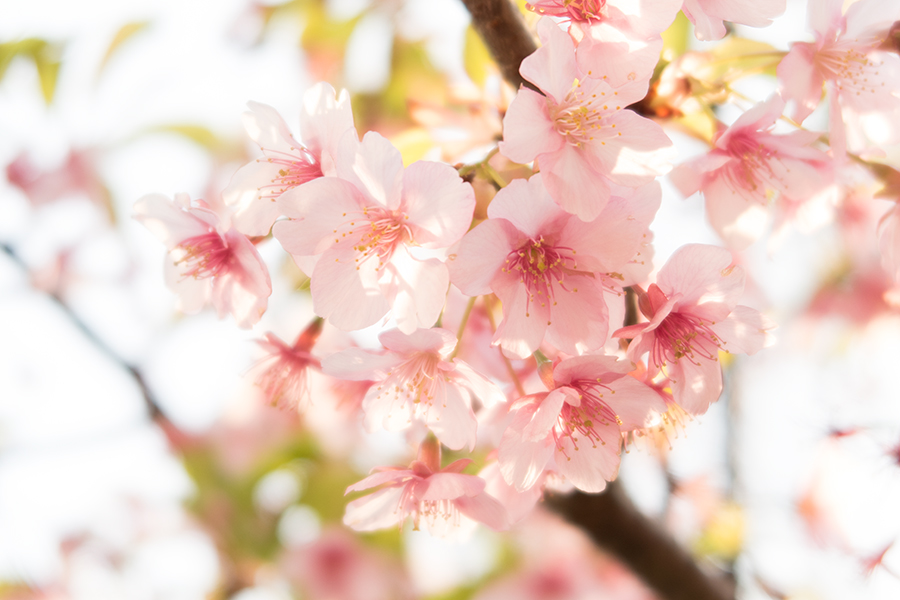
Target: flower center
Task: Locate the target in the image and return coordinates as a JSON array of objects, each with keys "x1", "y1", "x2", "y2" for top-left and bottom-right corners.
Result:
[
  {"x1": 527, "y1": 0, "x2": 607, "y2": 22},
  {"x1": 554, "y1": 380, "x2": 621, "y2": 457},
  {"x1": 652, "y1": 311, "x2": 723, "y2": 369},
  {"x1": 176, "y1": 232, "x2": 233, "y2": 280},
  {"x1": 332, "y1": 206, "x2": 413, "y2": 271},
  {"x1": 723, "y1": 132, "x2": 782, "y2": 199},
  {"x1": 816, "y1": 43, "x2": 886, "y2": 99},
  {"x1": 257, "y1": 146, "x2": 324, "y2": 201},
  {"x1": 502, "y1": 237, "x2": 581, "y2": 317},
  {"x1": 550, "y1": 80, "x2": 619, "y2": 147},
  {"x1": 372, "y1": 351, "x2": 447, "y2": 421}
]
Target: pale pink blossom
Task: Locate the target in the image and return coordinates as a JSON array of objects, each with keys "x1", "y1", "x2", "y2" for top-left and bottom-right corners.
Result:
[
  {"x1": 343, "y1": 443, "x2": 508, "y2": 537},
  {"x1": 777, "y1": 0, "x2": 900, "y2": 145},
  {"x1": 273, "y1": 132, "x2": 475, "y2": 333},
  {"x1": 500, "y1": 18, "x2": 673, "y2": 221},
  {"x1": 282, "y1": 528, "x2": 413, "y2": 600},
  {"x1": 527, "y1": 1, "x2": 680, "y2": 89},
  {"x1": 253, "y1": 319, "x2": 323, "y2": 408},
  {"x1": 224, "y1": 82, "x2": 356, "y2": 236},
  {"x1": 682, "y1": 0, "x2": 785, "y2": 41},
  {"x1": 669, "y1": 95, "x2": 832, "y2": 249},
  {"x1": 134, "y1": 192, "x2": 271, "y2": 328},
  {"x1": 614, "y1": 244, "x2": 772, "y2": 415},
  {"x1": 448, "y1": 173, "x2": 660, "y2": 359},
  {"x1": 498, "y1": 354, "x2": 666, "y2": 493},
  {"x1": 322, "y1": 327, "x2": 505, "y2": 451},
  {"x1": 878, "y1": 201, "x2": 900, "y2": 283}
]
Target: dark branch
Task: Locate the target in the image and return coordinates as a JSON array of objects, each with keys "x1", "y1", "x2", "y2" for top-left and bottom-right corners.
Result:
[
  {"x1": 458, "y1": 0, "x2": 539, "y2": 92},
  {"x1": 2, "y1": 242, "x2": 170, "y2": 427},
  {"x1": 546, "y1": 482, "x2": 735, "y2": 600}
]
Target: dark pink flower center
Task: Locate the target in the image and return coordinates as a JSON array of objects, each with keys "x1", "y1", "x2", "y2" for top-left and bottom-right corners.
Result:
[
  {"x1": 554, "y1": 379, "x2": 620, "y2": 457},
  {"x1": 503, "y1": 237, "x2": 582, "y2": 317},
  {"x1": 257, "y1": 146, "x2": 324, "y2": 201},
  {"x1": 723, "y1": 132, "x2": 782, "y2": 198},
  {"x1": 651, "y1": 311, "x2": 723, "y2": 369},
  {"x1": 176, "y1": 231, "x2": 233, "y2": 280},
  {"x1": 527, "y1": 0, "x2": 607, "y2": 22}
]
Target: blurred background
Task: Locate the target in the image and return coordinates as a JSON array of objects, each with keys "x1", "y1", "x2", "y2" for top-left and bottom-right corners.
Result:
[{"x1": 3, "y1": 0, "x2": 900, "y2": 599}]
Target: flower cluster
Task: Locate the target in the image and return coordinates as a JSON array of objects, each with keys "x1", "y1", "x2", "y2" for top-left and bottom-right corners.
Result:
[{"x1": 133, "y1": 0, "x2": 900, "y2": 537}]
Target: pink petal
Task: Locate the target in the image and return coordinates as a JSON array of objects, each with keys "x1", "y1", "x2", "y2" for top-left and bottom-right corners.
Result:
[
  {"x1": 777, "y1": 44, "x2": 824, "y2": 123},
  {"x1": 402, "y1": 161, "x2": 475, "y2": 248},
  {"x1": 587, "y1": 110, "x2": 673, "y2": 187},
  {"x1": 243, "y1": 101, "x2": 297, "y2": 151},
  {"x1": 492, "y1": 275, "x2": 551, "y2": 359},
  {"x1": 426, "y1": 383, "x2": 478, "y2": 451},
  {"x1": 379, "y1": 327, "x2": 453, "y2": 354},
  {"x1": 311, "y1": 249, "x2": 391, "y2": 331},
  {"x1": 322, "y1": 347, "x2": 401, "y2": 381},
  {"x1": 552, "y1": 354, "x2": 630, "y2": 386},
  {"x1": 336, "y1": 131, "x2": 404, "y2": 210},
  {"x1": 273, "y1": 177, "x2": 366, "y2": 256},
  {"x1": 555, "y1": 420, "x2": 620, "y2": 492},
  {"x1": 345, "y1": 469, "x2": 413, "y2": 493},
  {"x1": 448, "y1": 218, "x2": 520, "y2": 296},
  {"x1": 451, "y1": 360, "x2": 507, "y2": 408},
  {"x1": 133, "y1": 194, "x2": 211, "y2": 250},
  {"x1": 498, "y1": 402, "x2": 556, "y2": 491},
  {"x1": 709, "y1": 305, "x2": 773, "y2": 355},
  {"x1": 657, "y1": 244, "x2": 745, "y2": 315},
  {"x1": 523, "y1": 388, "x2": 568, "y2": 442},
  {"x1": 702, "y1": 175, "x2": 771, "y2": 249},
  {"x1": 455, "y1": 493, "x2": 509, "y2": 531},
  {"x1": 540, "y1": 143, "x2": 612, "y2": 221},
  {"x1": 499, "y1": 87, "x2": 562, "y2": 165},
  {"x1": 520, "y1": 18, "x2": 579, "y2": 102},
  {"x1": 670, "y1": 355, "x2": 723, "y2": 415},
  {"x1": 299, "y1": 82, "x2": 355, "y2": 172},
  {"x1": 605, "y1": 376, "x2": 667, "y2": 429},
  {"x1": 420, "y1": 472, "x2": 484, "y2": 501},
  {"x1": 544, "y1": 279, "x2": 609, "y2": 355},
  {"x1": 343, "y1": 487, "x2": 405, "y2": 531},
  {"x1": 387, "y1": 250, "x2": 449, "y2": 334},
  {"x1": 486, "y1": 175, "x2": 567, "y2": 239}
]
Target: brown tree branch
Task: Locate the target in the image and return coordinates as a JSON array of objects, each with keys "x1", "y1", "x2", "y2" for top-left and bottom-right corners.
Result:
[
  {"x1": 545, "y1": 482, "x2": 735, "y2": 600},
  {"x1": 458, "y1": 0, "x2": 539, "y2": 92}
]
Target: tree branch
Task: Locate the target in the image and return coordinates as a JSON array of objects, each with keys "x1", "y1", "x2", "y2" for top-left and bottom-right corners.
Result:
[
  {"x1": 458, "y1": 0, "x2": 539, "y2": 92},
  {"x1": 546, "y1": 482, "x2": 735, "y2": 600}
]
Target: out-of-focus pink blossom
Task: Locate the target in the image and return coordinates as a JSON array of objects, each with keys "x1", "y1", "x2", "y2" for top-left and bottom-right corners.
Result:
[
  {"x1": 498, "y1": 354, "x2": 665, "y2": 493},
  {"x1": 343, "y1": 441, "x2": 508, "y2": 537},
  {"x1": 6, "y1": 150, "x2": 109, "y2": 211},
  {"x1": 878, "y1": 201, "x2": 900, "y2": 283},
  {"x1": 224, "y1": 82, "x2": 356, "y2": 236},
  {"x1": 670, "y1": 95, "x2": 832, "y2": 249},
  {"x1": 282, "y1": 528, "x2": 414, "y2": 600},
  {"x1": 322, "y1": 327, "x2": 505, "y2": 451},
  {"x1": 614, "y1": 244, "x2": 772, "y2": 415},
  {"x1": 777, "y1": 0, "x2": 900, "y2": 147},
  {"x1": 500, "y1": 19, "x2": 673, "y2": 221},
  {"x1": 134, "y1": 193, "x2": 271, "y2": 328},
  {"x1": 253, "y1": 318, "x2": 323, "y2": 408},
  {"x1": 682, "y1": 0, "x2": 785, "y2": 41},
  {"x1": 273, "y1": 132, "x2": 474, "y2": 333},
  {"x1": 449, "y1": 173, "x2": 659, "y2": 359}
]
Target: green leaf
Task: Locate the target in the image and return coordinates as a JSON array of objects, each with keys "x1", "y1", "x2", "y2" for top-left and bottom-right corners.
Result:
[
  {"x1": 463, "y1": 25, "x2": 492, "y2": 86},
  {"x1": 661, "y1": 11, "x2": 691, "y2": 62}
]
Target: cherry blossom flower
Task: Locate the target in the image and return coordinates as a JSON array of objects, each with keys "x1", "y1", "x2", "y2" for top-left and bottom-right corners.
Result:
[
  {"x1": 669, "y1": 95, "x2": 832, "y2": 249},
  {"x1": 343, "y1": 441, "x2": 508, "y2": 537},
  {"x1": 223, "y1": 82, "x2": 356, "y2": 236},
  {"x1": 273, "y1": 131, "x2": 475, "y2": 333},
  {"x1": 614, "y1": 244, "x2": 772, "y2": 414},
  {"x1": 777, "y1": 0, "x2": 900, "y2": 148},
  {"x1": 448, "y1": 173, "x2": 659, "y2": 359},
  {"x1": 322, "y1": 327, "x2": 505, "y2": 451},
  {"x1": 500, "y1": 18, "x2": 673, "y2": 221},
  {"x1": 498, "y1": 354, "x2": 666, "y2": 493},
  {"x1": 682, "y1": 0, "x2": 785, "y2": 41},
  {"x1": 253, "y1": 318, "x2": 323, "y2": 408},
  {"x1": 134, "y1": 192, "x2": 271, "y2": 328}
]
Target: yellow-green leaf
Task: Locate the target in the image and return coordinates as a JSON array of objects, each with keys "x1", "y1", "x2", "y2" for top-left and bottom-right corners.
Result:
[
  {"x1": 463, "y1": 25, "x2": 492, "y2": 86},
  {"x1": 661, "y1": 11, "x2": 690, "y2": 62},
  {"x1": 97, "y1": 21, "x2": 150, "y2": 78}
]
